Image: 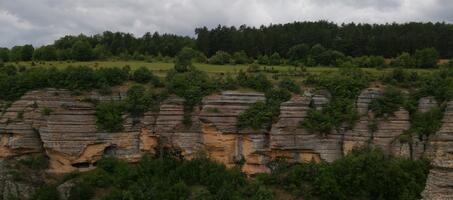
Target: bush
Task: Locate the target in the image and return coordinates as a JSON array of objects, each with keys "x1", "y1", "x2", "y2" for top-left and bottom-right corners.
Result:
[
  {"x1": 68, "y1": 182, "x2": 94, "y2": 200},
  {"x1": 41, "y1": 107, "x2": 53, "y2": 116},
  {"x1": 19, "y1": 154, "x2": 49, "y2": 170},
  {"x1": 124, "y1": 84, "x2": 165, "y2": 116},
  {"x1": 95, "y1": 101, "x2": 124, "y2": 132},
  {"x1": 174, "y1": 47, "x2": 196, "y2": 72},
  {"x1": 232, "y1": 51, "x2": 250, "y2": 64},
  {"x1": 237, "y1": 88, "x2": 291, "y2": 130},
  {"x1": 57, "y1": 155, "x2": 273, "y2": 200},
  {"x1": 409, "y1": 107, "x2": 444, "y2": 138},
  {"x1": 269, "y1": 52, "x2": 282, "y2": 65},
  {"x1": 268, "y1": 146, "x2": 430, "y2": 200},
  {"x1": 167, "y1": 69, "x2": 214, "y2": 125},
  {"x1": 132, "y1": 66, "x2": 159, "y2": 85},
  {"x1": 278, "y1": 78, "x2": 301, "y2": 94},
  {"x1": 391, "y1": 52, "x2": 416, "y2": 68},
  {"x1": 354, "y1": 56, "x2": 386, "y2": 68},
  {"x1": 209, "y1": 51, "x2": 231, "y2": 65},
  {"x1": 32, "y1": 185, "x2": 60, "y2": 200},
  {"x1": 287, "y1": 44, "x2": 310, "y2": 64},
  {"x1": 98, "y1": 67, "x2": 129, "y2": 86},
  {"x1": 301, "y1": 98, "x2": 358, "y2": 136},
  {"x1": 414, "y1": 48, "x2": 439, "y2": 68},
  {"x1": 369, "y1": 87, "x2": 405, "y2": 118},
  {"x1": 237, "y1": 71, "x2": 272, "y2": 92},
  {"x1": 417, "y1": 68, "x2": 453, "y2": 102},
  {"x1": 302, "y1": 68, "x2": 369, "y2": 135},
  {"x1": 257, "y1": 55, "x2": 269, "y2": 65}
]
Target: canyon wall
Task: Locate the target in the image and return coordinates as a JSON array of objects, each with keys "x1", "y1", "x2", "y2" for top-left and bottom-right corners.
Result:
[{"x1": 0, "y1": 87, "x2": 451, "y2": 199}]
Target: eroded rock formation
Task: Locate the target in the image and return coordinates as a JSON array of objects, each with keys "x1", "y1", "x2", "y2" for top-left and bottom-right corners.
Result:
[{"x1": 0, "y1": 87, "x2": 452, "y2": 199}]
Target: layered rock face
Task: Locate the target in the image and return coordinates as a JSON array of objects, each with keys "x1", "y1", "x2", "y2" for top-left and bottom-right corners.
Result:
[
  {"x1": 422, "y1": 102, "x2": 453, "y2": 199},
  {"x1": 0, "y1": 87, "x2": 452, "y2": 199},
  {"x1": 0, "y1": 88, "x2": 150, "y2": 173}
]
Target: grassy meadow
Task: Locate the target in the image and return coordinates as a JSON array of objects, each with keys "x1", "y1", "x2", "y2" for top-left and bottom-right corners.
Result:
[{"x1": 7, "y1": 60, "x2": 437, "y2": 79}]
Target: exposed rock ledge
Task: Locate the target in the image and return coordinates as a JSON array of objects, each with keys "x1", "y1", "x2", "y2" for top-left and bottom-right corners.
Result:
[{"x1": 0, "y1": 87, "x2": 451, "y2": 199}]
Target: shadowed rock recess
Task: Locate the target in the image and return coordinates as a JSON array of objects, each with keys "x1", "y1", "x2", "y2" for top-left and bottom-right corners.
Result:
[{"x1": 0, "y1": 86, "x2": 451, "y2": 199}]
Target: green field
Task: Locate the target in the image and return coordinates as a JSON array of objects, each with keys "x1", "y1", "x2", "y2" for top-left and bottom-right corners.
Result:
[{"x1": 8, "y1": 60, "x2": 436, "y2": 77}]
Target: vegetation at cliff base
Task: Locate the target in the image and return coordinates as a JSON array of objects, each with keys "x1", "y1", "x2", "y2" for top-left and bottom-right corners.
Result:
[
  {"x1": 31, "y1": 146, "x2": 430, "y2": 200},
  {"x1": 261, "y1": 146, "x2": 430, "y2": 200}
]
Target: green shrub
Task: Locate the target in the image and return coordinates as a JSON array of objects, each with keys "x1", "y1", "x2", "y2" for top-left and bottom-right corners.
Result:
[
  {"x1": 278, "y1": 78, "x2": 301, "y2": 94},
  {"x1": 209, "y1": 51, "x2": 231, "y2": 65},
  {"x1": 268, "y1": 146, "x2": 430, "y2": 200},
  {"x1": 417, "y1": 68, "x2": 453, "y2": 102},
  {"x1": 123, "y1": 84, "x2": 155, "y2": 117},
  {"x1": 237, "y1": 71, "x2": 272, "y2": 92},
  {"x1": 391, "y1": 52, "x2": 416, "y2": 68},
  {"x1": 354, "y1": 56, "x2": 386, "y2": 68},
  {"x1": 68, "y1": 182, "x2": 94, "y2": 200},
  {"x1": 257, "y1": 55, "x2": 269, "y2": 65},
  {"x1": 287, "y1": 44, "x2": 310, "y2": 64},
  {"x1": 302, "y1": 98, "x2": 358, "y2": 136},
  {"x1": 409, "y1": 107, "x2": 444, "y2": 138},
  {"x1": 232, "y1": 51, "x2": 250, "y2": 64},
  {"x1": 167, "y1": 69, "x2": 214, "y2": 125},
  {"x1": 237, "y1": 88, "x2": 291, "y2": 130},
  {"x1": 32, "y1": 185, "x2": 60, "y2": 200},
  {"x1": 269, "y1": 52, "x2": 282, "y2": 65},
  {"x1": 132, "y1": 66, "x2": 159, "y2": 85},
  {"x1": 369, "y1": 87, "x2": 405, "y2": 118},
  {"x1": 19, "y1": 154, "x2": 49, "y2": 170},
  {"x1": 237, "y1": 101, "x2": 273, "y2": 130},
  {"x1": 41, "y1": 107, "x2": 53, "y2": 116},
  {"x1": 414, "y1": 48, "x2": 439, "y2": 68},
  {"x1": 302, "y1": 68, "x2": 369, "y2": 135},
  {"x1": 95, "y1": 102, "x2": 124, "y2": 132},
  {"x1": 97, "y1": 67, "x2": 129, "y2": 86}
]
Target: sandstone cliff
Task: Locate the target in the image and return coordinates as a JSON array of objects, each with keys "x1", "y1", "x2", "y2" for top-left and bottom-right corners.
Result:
[{"x1": 0, "y1": 87, "x2": 451, "y2": 199}]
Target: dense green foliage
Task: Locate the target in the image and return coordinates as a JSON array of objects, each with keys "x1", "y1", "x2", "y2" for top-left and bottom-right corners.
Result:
[
  {"x1": 196, "y1": 21, "x2": 453, "y2": 58},
  {"x1": 131, "y1": 66, "x2": 160, "y2": 85},
  {"x1": 278, "y1": 78, "x2": 301, "y2": 94},
  {"x1": 236, "y1": 71, "x2": 272, "y2": 92},
  {"x1": 263, "y1": 146, "x2": 430, "y2": 200},
  {"x1": 302, "y1": 68, "x2": 370, "y2": 135},
  {"x1": 3, "y1": 21, "x2": 453, "y2": 63},
  {"x1": 369, "y1": 87, "x2": 405, "y2": 118},
  {"x1": 60, "y1": 154, "x2": 274, "y2": 200},
  {"x1": 0, "y1": 65, "x2": 130, "y2": 101},
  {"x1": 95, "y1": 101, "x2": 125, "y2": 132},
  {"x1": 409, "y1": 107, "x2": 444, "y2": 138},
  {"x1": 414, "y1": 48, "x2": 439, "y2": 68},
  {"x1": 417, "y1": 68, "x2": 453, "y2": 102},
  {"x1": 166, "y1": 68, "x2": 215, "y2": 125},
  {"x1": 237, "y1": 88, "x2": 291, "y2": 130},
  {"x1": 208, "y1": 50, "x2": 232, "y2": 65},
  {"x1": 33, "y1": 146, "x2": 430, "y2": 200},
  {"x1": 32, "y1": 185, "x2": 60, "y2": 200},
  {"x1": 95, "y1": 84, "x2": 167, "y2": 131}
]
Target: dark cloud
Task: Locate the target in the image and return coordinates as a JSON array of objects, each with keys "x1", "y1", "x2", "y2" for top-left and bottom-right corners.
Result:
[{"x1": 0, "y1": 0, "x2": 452, "y2": 47}]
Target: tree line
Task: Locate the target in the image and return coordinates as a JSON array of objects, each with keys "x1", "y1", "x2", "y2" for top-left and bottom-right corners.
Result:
[
  {"x1": 196, "y1": 21, "x2": 453, "y2": 58},
  {"x1": 1, "y1": 21, "x2": 453, "y2": 63}
]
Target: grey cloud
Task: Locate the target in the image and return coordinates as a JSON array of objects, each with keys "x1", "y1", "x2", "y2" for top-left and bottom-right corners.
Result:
[{"x1": 0, "y1": 0, "x2": 452, "y2": 47}]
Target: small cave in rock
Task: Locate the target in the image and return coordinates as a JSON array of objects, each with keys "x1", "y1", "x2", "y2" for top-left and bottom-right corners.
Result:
[
  {"x1": 103, "y1": 145, "x2": 118, "y2": 157},
  {"x1": 71, "y1": 162, "x2": 90, "y2": 168}
]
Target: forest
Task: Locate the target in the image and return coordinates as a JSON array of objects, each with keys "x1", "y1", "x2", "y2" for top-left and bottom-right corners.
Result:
[{"x1": 1, "y1": 21, "x2": 453, "y2": 63}]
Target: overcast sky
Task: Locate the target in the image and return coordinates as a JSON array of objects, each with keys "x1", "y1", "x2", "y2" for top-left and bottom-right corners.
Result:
[{"x1": 1, "y1": 0, "x2": 453, "y2": 47}]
